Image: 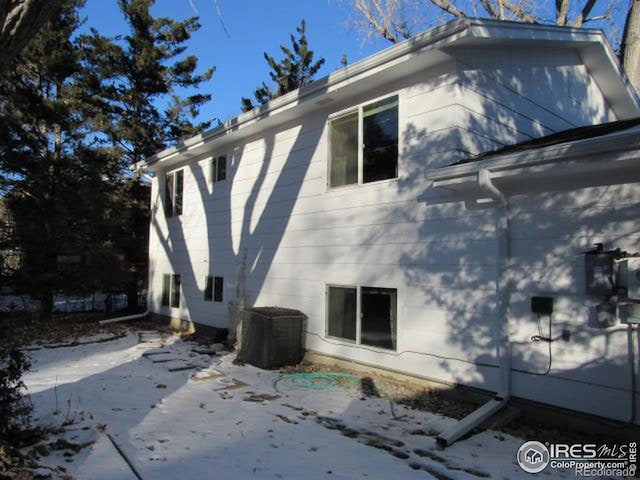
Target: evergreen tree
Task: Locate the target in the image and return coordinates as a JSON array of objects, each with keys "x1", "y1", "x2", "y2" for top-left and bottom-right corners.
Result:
[
  {"x1": 0, "y1": 0, "x2": 120, "y2": 317},
  {"x1": 241, "y1": 19, "x2": 324, "y2": 112},
  {"x1": 80, "y1": 0, "x2": 214, "y2": 311}
]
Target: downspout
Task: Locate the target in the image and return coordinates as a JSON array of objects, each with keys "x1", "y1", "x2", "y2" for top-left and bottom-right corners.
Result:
[
  {"x1": 437, "y1": 169, "x2": 512, "y2": 447},
  {"x1": 99, "y1": 309, "x2": 150, "y2": 325}
]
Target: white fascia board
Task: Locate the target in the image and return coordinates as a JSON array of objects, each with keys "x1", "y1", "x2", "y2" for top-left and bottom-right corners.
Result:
[
  {"x1": 425, "y1": 126, "x2": 640, "y2": 184},
  {"x1": 463, "y1": 19, "x2": 640, "y2": 119}
]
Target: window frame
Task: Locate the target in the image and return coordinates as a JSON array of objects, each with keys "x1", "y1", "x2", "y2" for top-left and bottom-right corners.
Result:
[
  {"x1": 213, "y1": 276, "x2": 224, "y2": 302},
  {"x1": 211, "y1": 155, "x2": 227, "y2": 184},
  {"x1": 170, "y1": 274, "x2": 181, "y2": 308},
  {"x1": 162, "y1": 273, "x2": 181, "y2": 308},
  {"x1": 325, "y1": 284, "x2": 359, "y2": 344},
  {"x1": 204, "y1": 275, "x2": 224, "y2": 302},
  {"x1": 327, "y1": 94, "x2": 399, "y2": 190},
  {"x1": 204, "y1": 275, "x2": 213, "y2": 301},
  {"x1": 164, "y1": 169, "x2": 184, "y2": 217},
  {"x1": 325, "y1": 283, "x2": 398, "y2": 351}
]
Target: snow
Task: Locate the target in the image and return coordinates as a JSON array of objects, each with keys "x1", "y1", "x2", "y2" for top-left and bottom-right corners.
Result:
[{"x1": 22, "y1": 331, "x2": 574, "y2": 480}]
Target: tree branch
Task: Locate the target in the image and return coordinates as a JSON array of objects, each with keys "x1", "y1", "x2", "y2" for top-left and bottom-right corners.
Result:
[
  {"x1": 428, "y1": 0, "x2": 466, "y2": 18},
  {"x1": 500, "y1": 0, "x2": 537, "y2": 23},
  {"x1": 354, "y1": 0, "x2": 403, "y2": 43},
  {"x1": 555, "y1": 0, "x2": 569, "y2": 25},
  {"x1": 571, "y1": 0, "x2": 597, "y2": 27}
]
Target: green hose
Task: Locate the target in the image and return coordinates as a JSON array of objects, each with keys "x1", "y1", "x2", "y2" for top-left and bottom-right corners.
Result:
[{"x1": 273, "y1": 372, "x2": 401, "y2": 419}]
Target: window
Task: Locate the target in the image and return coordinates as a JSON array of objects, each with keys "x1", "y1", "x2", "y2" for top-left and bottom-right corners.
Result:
[
  {"x1": 363, "y1": 97, "x2": 398, "y2": 183},
  {"x1": 327, "y1": 286, "x2": 357, "y2": 341},
  {"x1": 211, "y1": 155, "x2": 227, "y2": 183},
  {"x1": 328, "y1": 95, "x2": 398, "y2": 188},
  {"x1": 162, "y1": 273, "x2": 181, "y2": 308},
  {"x1": 360, "y1": 287, "x2": 397, "y2": 350},
  {"x1": 161, "y1": 274, "x2": 171, "y2": 306},
  {"x1": 165, "y1": 169, "x2": 184, "y2": 217},
  {"x1": 214, "y1": 276, "x2": 223, "y2": 302},
  {"x1": 329, "y1": 112, "x2": 358, "y2": 187},
  {"x1": 171, "y1": 274, "x2": 181, "y2": 308},
  {"x1": 204, "y1": 275, "x2": 223, "y2": 302},
  {"x1": 204, "y1": 276, "x2": 213, "y2": 301},
  {"x1": 326, "y1": 285, "x2": 397, "y2": 350}
]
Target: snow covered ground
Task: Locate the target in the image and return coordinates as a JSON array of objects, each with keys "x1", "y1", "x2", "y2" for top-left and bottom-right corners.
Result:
[{"x1": 22, "y1": 331, "x2": 575, "y2": 480}]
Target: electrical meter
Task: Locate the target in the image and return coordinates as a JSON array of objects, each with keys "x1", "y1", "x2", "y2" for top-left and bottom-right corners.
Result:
[{"x1": 584, "y1": 244, "x2": 616, "y2": 296}]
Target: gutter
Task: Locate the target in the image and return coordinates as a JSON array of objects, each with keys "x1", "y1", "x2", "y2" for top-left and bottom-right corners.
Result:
[
  {"x1": 437, "y1": 170, "x2": 511, "y2": 447},
  {"x1": 136, "y1": 16, "x2": 635, "y2": 173},
  {"x1": 135, "y1": 18, "x2": 471, "y2": 172}
]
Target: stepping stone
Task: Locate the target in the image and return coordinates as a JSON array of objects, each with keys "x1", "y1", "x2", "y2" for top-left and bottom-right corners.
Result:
[
  {"x1": 163, "y1": 359, "x2": 208, "y2": 372},
  {"x1": 151, "y1": 357, "x2": 179, "y2": 364},
  {"x1": 137, "y1": 342, "x2": 163, "y2": 350},
  {"x1": 212, "y1": 377, "x2": 248, "y2": 391},
  {"x1": 191, "y1": 368, "x2": 225, "y2": 381},
  {"x1": 141, "y1": 350, "x2": 168, "y2": 357},
  {"x1": 168, "y1": 364, "x2": 201, "y2": 372}
]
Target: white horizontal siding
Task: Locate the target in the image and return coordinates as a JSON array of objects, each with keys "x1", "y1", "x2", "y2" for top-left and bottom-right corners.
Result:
[{"x1": 147, "y1": 51, "x2": 638, "y2": 423}]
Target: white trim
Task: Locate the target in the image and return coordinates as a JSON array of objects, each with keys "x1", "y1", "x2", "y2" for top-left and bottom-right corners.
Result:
[{"x1": 425, "y1": 126, "x2": 640, "y2": 183}]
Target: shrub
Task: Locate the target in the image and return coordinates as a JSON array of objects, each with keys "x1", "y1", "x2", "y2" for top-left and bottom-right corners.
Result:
[{"x1": 0, "y1": 344, "x2": 32, "y2": 444}]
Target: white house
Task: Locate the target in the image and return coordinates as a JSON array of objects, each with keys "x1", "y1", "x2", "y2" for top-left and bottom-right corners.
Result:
[{"x1": 135, "y1": 18, "x2": 640, "y2": 428}]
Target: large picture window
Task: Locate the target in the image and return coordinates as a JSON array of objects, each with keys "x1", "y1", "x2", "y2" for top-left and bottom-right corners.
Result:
[
  {"x1": 328, "y1": 95, "x2": 398, "y2": 188},
  {"x1": 165, "y1": 169, "x2": 184, "y2": 217},
  {"x1": 326, "y1": 285, "x2": 397, "y2": 350}
]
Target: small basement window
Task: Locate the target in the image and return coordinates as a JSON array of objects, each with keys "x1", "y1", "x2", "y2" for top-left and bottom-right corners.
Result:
[
  {"x1": 204, "y1": 276, "x2": 223, "y2": 302},
  {"x1": 211, "y1": 155, "x2": 227, "y2": 183},
  {"x1": 162, "y1": 273, "x2": 181, "y2": 308},
  {"x1": 165, "y1": 169, "x2": 184, "y2": 217},
  {"x1": 214, "y1": 276, "x2": 223, "y2": 302},
  {"x1": 360, "y1": 287, "x2": 397, "y2": 350},
  {"x1": 327, "y1": 286, "x2": 357, "y2": 341},
  {"x1": 327, "y1": 285, "x2": 396, "y2": 350},
  {"x1": 171, "y1": 274, "x2": 181, "y2": 308},
  {"x1": 204, "y1": 276, "x2": 213, "y2": 301},
  {"x1": 328, "y1": 95, "x2": 398, "y2": 188},
  {"x1": 161, "y1": 274, "x2": 171, "y2": 306}
]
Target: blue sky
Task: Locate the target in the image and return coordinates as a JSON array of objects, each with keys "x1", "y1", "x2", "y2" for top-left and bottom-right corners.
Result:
[
  {"x1": 80, "y1": 0, "x2": 390, "y2": 125},
  {"x1": 79, "y1": 0, "x2": 629, "y2": 128}
]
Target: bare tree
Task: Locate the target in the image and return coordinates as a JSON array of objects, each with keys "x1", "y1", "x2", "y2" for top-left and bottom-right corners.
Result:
[
  {"x1": 351, "y1": 0, "x2": 639, "y2": 94},
  {"x1": 0, "y1": 0, "x2": 65, "y2": 71}
]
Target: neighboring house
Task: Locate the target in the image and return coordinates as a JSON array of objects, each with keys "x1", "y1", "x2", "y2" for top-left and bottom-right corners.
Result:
[{"x1": 136, "y1": 19, "x2": 640, "y2": 425}]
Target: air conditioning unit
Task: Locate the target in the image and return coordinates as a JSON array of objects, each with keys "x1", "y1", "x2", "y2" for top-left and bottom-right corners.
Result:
[{"x1": 627, "y1": 257, "x2": 640, "y2": 301}]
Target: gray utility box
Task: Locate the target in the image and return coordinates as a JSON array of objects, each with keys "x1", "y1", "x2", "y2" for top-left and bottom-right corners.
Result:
[{"x1": 236, "y1": 307, "x2": 306, "y2": 369}]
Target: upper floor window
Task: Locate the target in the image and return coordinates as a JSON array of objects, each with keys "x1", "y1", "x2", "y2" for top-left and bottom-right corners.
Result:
[
  {"x1": 211, "y1": 155, "x2": 227, "y2": 183},
  {"x1": 165, "y1": 169, "x2": 183, "y2": 217},
  {"x1": 328, "y1": 95, "x2": 398, "y2": 188}
]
